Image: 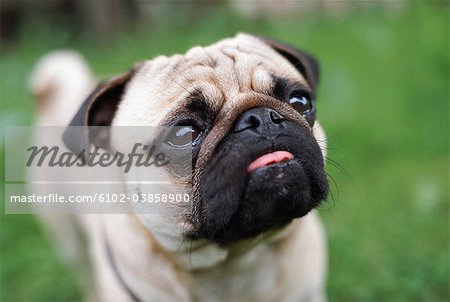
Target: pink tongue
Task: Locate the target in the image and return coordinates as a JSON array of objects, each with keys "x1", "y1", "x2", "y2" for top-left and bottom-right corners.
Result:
[{"x1": 247, "y1": 151, "x2": 294, "y2": 173}]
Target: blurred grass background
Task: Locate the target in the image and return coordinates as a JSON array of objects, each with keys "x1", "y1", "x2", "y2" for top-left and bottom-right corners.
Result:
[{"x1": 1, "y1": 1, "x2": 449, "y2": 301}]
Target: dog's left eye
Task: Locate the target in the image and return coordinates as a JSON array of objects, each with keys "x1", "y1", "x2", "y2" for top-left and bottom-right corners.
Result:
[
  {"x1": 166, "y1": 126, "x2": 200, "y2": 148},
  {"x1": 289, "y1": 92, "x2": 313, "y2": 114}
]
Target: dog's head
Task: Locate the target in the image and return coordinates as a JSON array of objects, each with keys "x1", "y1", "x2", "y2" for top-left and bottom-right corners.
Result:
[{"x1": 64, "y1": 33, "x2": 328, "y2": 246}]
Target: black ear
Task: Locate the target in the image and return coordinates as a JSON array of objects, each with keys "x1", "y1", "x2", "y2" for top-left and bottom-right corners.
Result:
[
  {"x1": 63, "y1": 71, "x2": 133, "y2": 158},
  {"x1": 261, "y1": 37, "x2": 320, "y2": 91}
]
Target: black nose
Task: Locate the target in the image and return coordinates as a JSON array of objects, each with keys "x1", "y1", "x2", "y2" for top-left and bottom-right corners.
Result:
[{"x1": 234, "y1": 107, "x2": 284, "y2": 133}]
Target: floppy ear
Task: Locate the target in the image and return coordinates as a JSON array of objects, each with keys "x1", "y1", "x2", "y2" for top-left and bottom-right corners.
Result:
[
  {"x1": 261, "y1": 37, "x2": 320, "y2": 91},
  {"x1": 62, "y1": 71, "x2": 133, "y2": 157}
]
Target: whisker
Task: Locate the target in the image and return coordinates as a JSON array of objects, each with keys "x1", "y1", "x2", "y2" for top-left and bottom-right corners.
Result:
[
  {"x1": 325, "y1": 171, "x2": 339, "y2": 204},
  {"x1": 326, "y1": 156, "x2": 362, "y2": 203},
  {"x1": 167, "y1": 69, "x2": 192, "y2": 95}
]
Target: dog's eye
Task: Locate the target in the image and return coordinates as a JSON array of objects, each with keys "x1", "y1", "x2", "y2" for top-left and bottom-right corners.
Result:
[
  {"x1": 166, "y1": 126, "x2": 200, "y2": 148},
  {"x1": 289, "y1": 92, "x2": 313, "y2": 114}
]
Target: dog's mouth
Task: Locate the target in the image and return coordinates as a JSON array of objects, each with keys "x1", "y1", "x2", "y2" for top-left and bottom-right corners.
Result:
[
  {"x1": 246, "y1": 150, "x2": 295, "y2": 174},
  {"x1": 193, "y1": 143, "x2": 327, "y2": 245}
]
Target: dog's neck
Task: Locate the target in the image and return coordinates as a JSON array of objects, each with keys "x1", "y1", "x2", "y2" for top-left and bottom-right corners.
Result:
[
  {"x1": 130, "y1": 213, "x2": 294, "y2": 270},
  {"x1": 102, "y1": 214, "x2": 296, "y2": 300}
]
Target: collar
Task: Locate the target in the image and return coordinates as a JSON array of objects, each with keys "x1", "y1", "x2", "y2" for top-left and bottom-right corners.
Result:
[{"x1": 104, "y1": 235, "x2": 142, "y2": 302}]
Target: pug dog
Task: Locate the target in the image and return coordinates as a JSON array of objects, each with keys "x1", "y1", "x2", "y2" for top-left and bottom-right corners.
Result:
[{"x1": 33, "y1": 33, "x2": 329, "y2": 301}]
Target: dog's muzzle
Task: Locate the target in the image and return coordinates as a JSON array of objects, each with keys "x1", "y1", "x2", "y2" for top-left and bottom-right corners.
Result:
[{"x1": 191, "y1": 107, "x2": 329, "y2": 244}]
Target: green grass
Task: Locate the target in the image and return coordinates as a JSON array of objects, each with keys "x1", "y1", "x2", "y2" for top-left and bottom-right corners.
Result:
[{"x1": 1, "y1": 2, "x2": 449, "y2": 301}]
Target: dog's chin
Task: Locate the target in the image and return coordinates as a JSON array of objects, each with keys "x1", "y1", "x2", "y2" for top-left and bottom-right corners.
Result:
[
  {"x1": 191, "y1": 157, "x2": 327, "y2": 245},
  {"x1": 245, "y1": 159, "x2": 314, "y2": 220},
  {"x1": 206, "y1": 159, "x2": 315, "y2": 245}
]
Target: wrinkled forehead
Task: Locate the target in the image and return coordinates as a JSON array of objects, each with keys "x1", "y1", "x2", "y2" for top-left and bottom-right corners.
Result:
[
  {"x1": 113, "y1": 34, "x2": 307, "y2": 127},
  {"x1": 181, "y1": 34, "x2": 307, "y2": 96}
]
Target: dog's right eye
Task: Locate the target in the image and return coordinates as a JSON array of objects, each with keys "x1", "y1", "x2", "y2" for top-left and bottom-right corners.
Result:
[
  {"x1": 166, "y1": 126, "x2": 200, "y2": 148},
  {"x1": 288, "y1": 92, "x2": 313, "y2": 115}
]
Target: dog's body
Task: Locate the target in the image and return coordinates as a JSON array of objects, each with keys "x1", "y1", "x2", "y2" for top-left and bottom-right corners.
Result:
[{"x1": 31, "y1": 34, "x2": 329, "y2": 301}]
